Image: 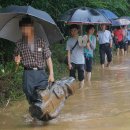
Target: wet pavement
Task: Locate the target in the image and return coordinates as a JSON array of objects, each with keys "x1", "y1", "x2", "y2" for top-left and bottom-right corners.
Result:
[{"x1": 0, "y1": 55, "x2": 130, "y2": 130}]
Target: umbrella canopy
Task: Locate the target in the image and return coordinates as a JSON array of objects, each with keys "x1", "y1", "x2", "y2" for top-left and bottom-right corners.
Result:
[
  {"x1": 59, "y1": 7, "x2": 111, "y2": 24},
  {"x1": 120, "y1": 16, "x2": 130, "y2": 21},
  {"x1": 111, "y1": 19, "x2": 121, "y2": 26},
  {"x1": 96, "y1": 9, "x2": 118, "y2": 20},
  {"x1": 111, "y1": 18, "x2": 130, "y2": 26},
  {"x1": 0, "y1": 5, "x2": 63, "y2": 44}
]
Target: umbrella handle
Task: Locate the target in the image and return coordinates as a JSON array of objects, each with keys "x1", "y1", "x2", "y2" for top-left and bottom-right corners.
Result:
[
  {"x1": 15, "y1": 63, "x2": 19, "y2": 72},
  {"x1": 80, "y1": 25, "x2": 83, "y2": 36},
  {"x1": 15, "y1": 54, "x2": 21, "y2": 72}
]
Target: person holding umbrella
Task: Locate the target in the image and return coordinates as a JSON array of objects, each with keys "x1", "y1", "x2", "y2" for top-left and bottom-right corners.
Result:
[
  {"x1": 66, "y1": 24, "x2": 85, "y2": 88},
  {"x1": 83, "y1": 25, "x2": 96, "y2": 81},
  {"x1": 14, "y1": 16, "x2": 54, "y2": 104},
  {"x1": 113, "y1": 26, "x2": 124, "y2": 56},
  {"x1": 97, "y1": 24, "x2": 113, "y2": 69},
  {"x1": 0, "y1": 5, "x2": 77, "y2": 121}
]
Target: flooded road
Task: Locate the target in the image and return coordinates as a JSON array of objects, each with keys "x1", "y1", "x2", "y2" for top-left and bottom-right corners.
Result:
[{"x1": 1, "y1": 55, "x2": 130, "y2": 130}]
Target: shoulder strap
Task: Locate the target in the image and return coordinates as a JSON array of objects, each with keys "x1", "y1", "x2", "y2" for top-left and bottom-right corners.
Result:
[{"x1": 71, "y1": 40, "x2": 78, "y2": 52}]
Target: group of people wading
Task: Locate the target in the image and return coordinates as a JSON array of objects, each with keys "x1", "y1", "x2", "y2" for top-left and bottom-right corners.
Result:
[
  {"x1": 66, "y1": 24, "x2": 130, "y2": 88},
  {"x1": 14, "y1": 16, "x2": 130, "y2": 121}
]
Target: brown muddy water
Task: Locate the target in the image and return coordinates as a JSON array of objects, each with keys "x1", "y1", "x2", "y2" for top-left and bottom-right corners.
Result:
[{"x1": 1, "y1": 55, "x2": 130, "y2": 130}]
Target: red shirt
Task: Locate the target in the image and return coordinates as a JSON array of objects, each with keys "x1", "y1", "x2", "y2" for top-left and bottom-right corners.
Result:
[{"x1": 114, "y1": 29, "x2": 123, "y2": 43}]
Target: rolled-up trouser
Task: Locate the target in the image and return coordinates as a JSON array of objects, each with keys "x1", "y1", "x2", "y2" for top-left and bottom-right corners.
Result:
[
  {"x1": 99, "y1": 43, "x2": 112, "y2": 65},
  {"x1": 115, "y1": 41, "x2": 123, "y2": 49},
  {"x1": 69, "y1": 63, "x2": 84, "y2": 81},
  {"x1": 85, "y1": 57, "x2": 92, "y2": 72},
  {"x1": 123, "y1": 41, "x2": 128, "y2": 51},
  {"x1": 23, "y1": 70, "x2": 48, "y2": 104}
]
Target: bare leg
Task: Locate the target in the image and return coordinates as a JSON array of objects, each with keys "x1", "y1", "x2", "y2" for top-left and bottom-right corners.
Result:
[
  {"x1": 79, "y1": 80, "x2": 84, "y2": 89},
  {"x1": 121, "y1": 49, "x2": 124, "y2": 56},
  {"x1": 128, "y1": 45, "x2": 130, "y2": 53},
  {"x1": 124, "y1": 50, "x2": 127, "y2": 56},
  {"x1": 87, "y1": 72, "x2": 91, "y2": 81},
  {"x1": 105, "y1": 54, "x2": 107, "y2": 64},
  {"x1": 101, "y1": 64, "x2": 105, "y2": 69},
  {"x1": 106, "y1": 62, "x2": 111, "y2": 68},
  {"x1": 116, "y1": 48, "x2": 119, "y2": 56}
]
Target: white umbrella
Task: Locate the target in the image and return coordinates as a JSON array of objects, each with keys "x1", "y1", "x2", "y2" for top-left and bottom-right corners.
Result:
[{"x1": 115, "y1": 18, "x2": 130, "y2": 26}]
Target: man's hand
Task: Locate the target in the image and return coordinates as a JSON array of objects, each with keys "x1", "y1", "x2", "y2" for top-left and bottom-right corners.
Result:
[
  {"x1": 86, "y1": 42, "x2": 91, "y2": 49},
  {"x1": 68, "y1": 63, "x2": 72, "y2": 70},
  {"x1": 48, "y1": 74, "x2": 54, "y2": 82},
  {"x1": 110, "y1": 43, "x2": 112, "y2": 48},
  {"x1": 15, "y1": 55, "x2": 21, "y2": 64},
  {"x1": 46, "y1": 57, "x2": 54, "y2": 83}
]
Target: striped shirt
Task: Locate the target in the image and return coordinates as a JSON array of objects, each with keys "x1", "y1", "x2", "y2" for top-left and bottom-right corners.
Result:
[{"x1": 14, "y1": 37, "x2": 51, "y2": 68}]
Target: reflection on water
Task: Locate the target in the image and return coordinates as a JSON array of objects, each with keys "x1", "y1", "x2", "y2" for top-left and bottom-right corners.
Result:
[{"x1": 1, "y1": 55, "x2": 130, "y2": 130}]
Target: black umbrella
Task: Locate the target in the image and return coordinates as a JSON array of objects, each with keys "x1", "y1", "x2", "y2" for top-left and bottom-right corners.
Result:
[
  {"x1": 59, "y1": 7, "x2": 111, "y2": 24},
  {"x1": 0, "y1": 5, "x2": 64, "y2": 44}
]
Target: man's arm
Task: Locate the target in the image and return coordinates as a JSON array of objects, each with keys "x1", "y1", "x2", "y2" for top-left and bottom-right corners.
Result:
[
  {"x1": 67, "y1": 50, "x2": 72, "y2": 70},
  {"x1": 66, "y1": 40, "x2": 72, "y2": 70},
  {"x1": 109, "y1": 32, "x2": 113, "y2": 48},
  {"x1": 110, "y1": 39, "x2": 113, "y2": 48},
  {"x1": 43, "y1": 40, "x2": 54, "y2": 82},
  {"x1": 46, "y1": 57, "x2": 54, "y2": 82}
]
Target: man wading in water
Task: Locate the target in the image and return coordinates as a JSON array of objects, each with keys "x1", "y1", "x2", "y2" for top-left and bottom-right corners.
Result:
[
  {"x1": 97, "y1": 24, "x2": 112, "y2": 69},
  {"x1": 14, "y1": 16, "x2": 54, "y2": 105},
  {"x1": 66, "y1": 25, "x2": 85, "y2": 88}
]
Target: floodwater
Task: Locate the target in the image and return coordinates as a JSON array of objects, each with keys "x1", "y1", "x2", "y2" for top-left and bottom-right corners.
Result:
[{"x1": 1, "y1": 55, "x2": 130, "y2": 130}]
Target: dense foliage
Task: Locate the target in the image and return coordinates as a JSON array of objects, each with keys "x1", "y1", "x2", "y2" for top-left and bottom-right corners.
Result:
[{"x1": 0, "y1": 0, "x2": 130, "y2": 18}]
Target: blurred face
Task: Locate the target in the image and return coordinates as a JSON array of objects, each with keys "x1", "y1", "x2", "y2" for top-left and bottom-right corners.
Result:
[
  {"x1": 70, "y1": 28, "x2": 79, "y2": 37},
  {"x1": 20, "y1": 24, "x2": 34, "y2": 37},
  {"x1": 88, "y1": 27, "x2": 95, "y2": 34},
  {"x1": 101, "y1": 24, "x2": 106, "y2": 31}
]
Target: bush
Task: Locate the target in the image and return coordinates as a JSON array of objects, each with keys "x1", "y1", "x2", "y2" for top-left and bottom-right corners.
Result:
[{"x1": 0, "y1": 62, "x2": 23, "y2": 105}]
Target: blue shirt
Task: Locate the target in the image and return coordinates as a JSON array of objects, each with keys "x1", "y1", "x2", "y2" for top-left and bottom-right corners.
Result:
[{"x1": 84, "y1": 35, "x2": 96, "y2": 58}]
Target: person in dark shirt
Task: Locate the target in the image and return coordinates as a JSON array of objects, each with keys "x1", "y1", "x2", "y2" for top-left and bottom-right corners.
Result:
[{"x1": 14, "y1": 16, "x2": 54, "y2": 104}]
